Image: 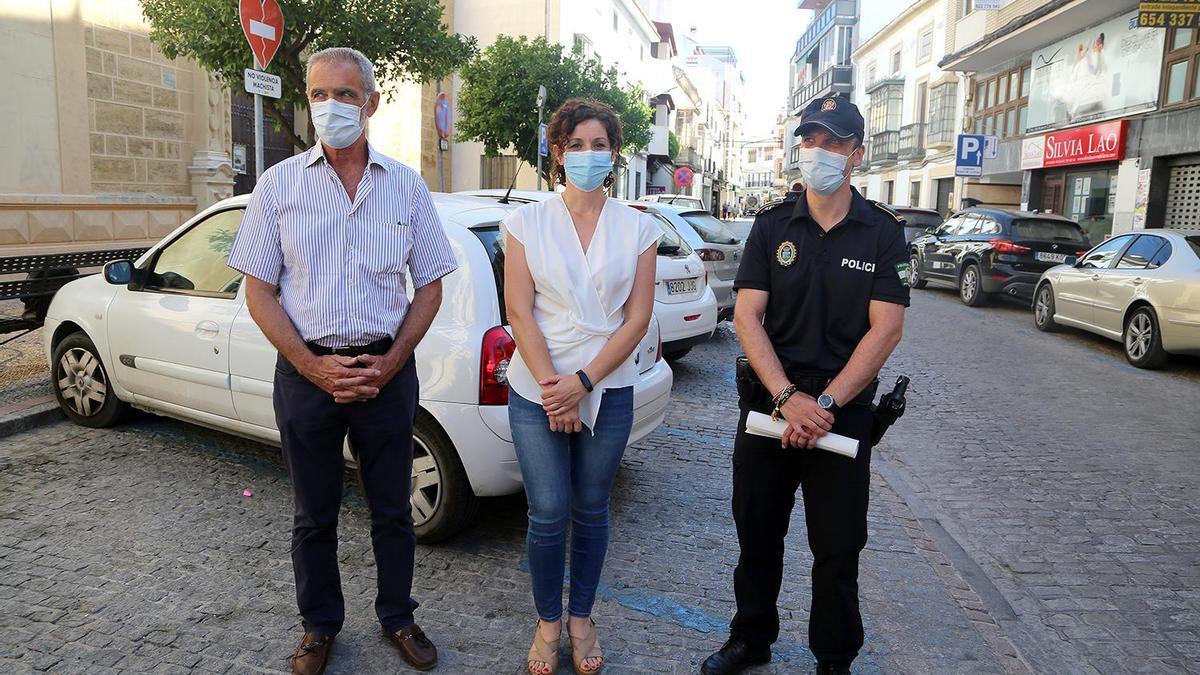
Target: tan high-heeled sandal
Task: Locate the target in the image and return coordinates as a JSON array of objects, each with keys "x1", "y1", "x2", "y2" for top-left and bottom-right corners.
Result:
[
  {"x1": 527, "y1": 619, "x2": 560, "y2": 675},
  {"x1": 569, "y1": 618, "x2": 603, "y2": 674}
]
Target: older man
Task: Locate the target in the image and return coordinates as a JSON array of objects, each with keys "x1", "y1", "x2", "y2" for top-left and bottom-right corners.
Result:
[{"x1": 227, "y1": 48, "x2": 457, "y2": 675}]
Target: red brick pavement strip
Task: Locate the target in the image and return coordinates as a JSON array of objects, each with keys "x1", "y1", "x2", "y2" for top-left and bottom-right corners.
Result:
[{"x1": 0, "y1": 395, "x2": 62, "y2": 440}]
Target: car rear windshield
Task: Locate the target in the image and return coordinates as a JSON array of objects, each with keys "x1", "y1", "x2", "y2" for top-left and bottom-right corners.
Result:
[
  {"x1": 680, "y1": 212, "x2": 739, "y2": 245},
  {"x1": 665, "y1": 196, "x2": 705, "y2": 209},
  {"x1": 471, "y1": 224, "x2": 507, "y2": 324},
  {"x1": 900, "y1": 211, "x2": 942, "y2": 229},
  {"x1": 1013, "y1": 219, "x2": 1086, "y2": 242}
]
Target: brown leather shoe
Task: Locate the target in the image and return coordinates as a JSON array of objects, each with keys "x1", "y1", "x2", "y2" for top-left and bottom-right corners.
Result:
[
  {"x1": 291, "y1": 632, "x2": 334, "y2": 675},
  {"x1": 385, "y1": 624, "x2": 438, "y2": 671}
]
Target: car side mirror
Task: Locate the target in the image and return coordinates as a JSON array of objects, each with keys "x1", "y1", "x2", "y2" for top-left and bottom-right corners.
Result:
[
  {"x1": 1064, "y1": 255, "x2": 1078, "y2": 267},
  {"x1": 103, "y1": 260, "x2": 133, "y2": 285}
]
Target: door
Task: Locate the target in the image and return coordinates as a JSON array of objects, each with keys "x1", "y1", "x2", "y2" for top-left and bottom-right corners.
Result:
[
  {"x1": 232, "y1": 94, "x2": 296, "y2": 195},
  {"x1": 935, "y1": 178, "x2": 954, "y2": 216},
  {"x1": 920, "y1": 213, "x2": 967, "y2": 279},
  {"x1": 1164, "y1": 160, "x2": 1200, "y2": 229},
  {"x1": 1041, "y1": 174, "x2": 1065, "y2": 215},
  {"x1": 228, "y1": 303, "x2": 279, "y2": 433},
  {"x1": 107, "y1": 207, "x2": 247, "y2": 418},
  {"x1": 1054, "y1": 234, "x2": 1134, "y2": 327},
  {"x1": 1094, "y1": 235, "x2": 1170, "y2": 334}
]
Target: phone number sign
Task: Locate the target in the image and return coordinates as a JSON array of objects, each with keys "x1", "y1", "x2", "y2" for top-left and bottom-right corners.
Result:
[{"x1": 1138, "y1": 1, "x2": 1200, "y2": 28}]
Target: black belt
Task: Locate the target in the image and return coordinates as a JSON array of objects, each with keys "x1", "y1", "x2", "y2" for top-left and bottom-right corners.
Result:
[{"x1": 305, "y1": 337, "x2": 393, "y2": 357}]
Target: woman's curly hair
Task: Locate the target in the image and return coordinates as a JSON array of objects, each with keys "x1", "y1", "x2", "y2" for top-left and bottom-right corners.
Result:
[{"x1": 547, "y1": 98, "x2": 623, "y2": 187}]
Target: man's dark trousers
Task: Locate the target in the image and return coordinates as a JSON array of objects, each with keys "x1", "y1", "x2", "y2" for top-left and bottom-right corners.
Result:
[
  {"x1": 273, "y1": 354, "x2": 420, "y2": 637},
  {"x1": 729, "y1": 402, "x2": 875, "y2": 666}
]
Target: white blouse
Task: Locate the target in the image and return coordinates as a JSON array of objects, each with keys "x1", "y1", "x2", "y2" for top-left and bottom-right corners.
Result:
[{"x1": 501, "y1": 195, "x2": 661, "y2": 431}]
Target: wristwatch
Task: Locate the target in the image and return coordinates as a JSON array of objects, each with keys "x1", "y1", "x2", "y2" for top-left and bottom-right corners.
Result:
[{"x1": 817, "y1": 393, "x2": 840, "y2": 414}]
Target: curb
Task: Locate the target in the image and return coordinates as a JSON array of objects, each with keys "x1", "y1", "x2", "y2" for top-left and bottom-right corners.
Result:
[{"x1": 0, "y1": 397, "x2": 63, "y2": 440}]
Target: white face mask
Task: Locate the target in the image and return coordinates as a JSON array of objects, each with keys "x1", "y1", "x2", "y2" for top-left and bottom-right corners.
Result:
[
  {"x1": 797, "y1": 146, "x2": 852, "y2": 195},
  {"x1": 310, "y1": 98, "x2": 368, "y2": 149}
]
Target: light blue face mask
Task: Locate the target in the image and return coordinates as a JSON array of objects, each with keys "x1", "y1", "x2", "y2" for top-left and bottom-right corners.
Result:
[{"x1": 563, "y1": 150, "x2": 614, "y2": 192}]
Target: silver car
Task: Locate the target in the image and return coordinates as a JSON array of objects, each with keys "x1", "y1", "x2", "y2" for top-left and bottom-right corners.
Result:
[
  {"x1": 1033, "y1": 230, "x2": 1200, "y2": 368},
  {"x1": 642, "y1": 204, "x2": 744, "y2": 321}
]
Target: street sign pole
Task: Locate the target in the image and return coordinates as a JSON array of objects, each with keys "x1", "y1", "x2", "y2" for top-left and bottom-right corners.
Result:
[
  {"x1": 254, "y1": 56, "x2": 264, "y2": 180},
  {"x1": 536, "y1": 85, "x2": 547, "y2": 192},
  {"x1": 436, "y1": 82, "x2": 445, "y2": 193}
]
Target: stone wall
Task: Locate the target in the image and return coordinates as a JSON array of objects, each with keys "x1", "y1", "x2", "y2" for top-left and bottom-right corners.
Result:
[{"x1": 85, "y1": 22, "x2": 193, "y2": 195}]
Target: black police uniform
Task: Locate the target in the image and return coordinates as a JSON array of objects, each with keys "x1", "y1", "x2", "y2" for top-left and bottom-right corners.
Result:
[{"x1": 726, "y1": 186, "x2": 911, "y2": 667}]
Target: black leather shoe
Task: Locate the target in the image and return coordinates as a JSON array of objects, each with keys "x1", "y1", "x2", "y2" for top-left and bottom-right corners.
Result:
[
  {"x1": 700, "y1": 638, "x2": 771, "y2": 675},
  {"x1": 815, "y1": 662, "x2": 851, "y2": 674}
]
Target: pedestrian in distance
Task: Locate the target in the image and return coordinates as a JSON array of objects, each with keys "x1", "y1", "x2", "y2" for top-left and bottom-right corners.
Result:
[
  {"x1": 501, "y1": 97, "x2": 660, "y2": 675},
  {"x1": 227, "y1": 47, "x2": 457, "y2": 675},
  {"x1": 700, "y1": 94, "x2": 910, "y2": 675}
]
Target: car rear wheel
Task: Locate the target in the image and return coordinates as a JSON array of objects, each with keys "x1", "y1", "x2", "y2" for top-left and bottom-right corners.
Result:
[
  {"x1": 51, "y1": 331, "x2": 131, "y2": 428},
  {"x1": 959, "y1": 263, "x2": 987, "y2": 307},
  {"x1": 1124, "y1": 307, "x2": 1170, "y2": 369},
  {"x1": 909, "y1": 253, "x2": 928, "y2": 289},
  {"x1": 1033, "y1": 284, "x2": 1060, "y2": 332},
  {"x1": 411, "y1": 411, "x2": 479, "y2": 543}
]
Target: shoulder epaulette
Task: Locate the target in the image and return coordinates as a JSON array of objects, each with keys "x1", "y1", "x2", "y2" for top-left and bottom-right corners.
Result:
[
  {"x1": 755, "y1": 199, "x2": 787, "y2": 216},
  {"x1": 867, "y1": 200, "x2": 906, "y2": 224}
]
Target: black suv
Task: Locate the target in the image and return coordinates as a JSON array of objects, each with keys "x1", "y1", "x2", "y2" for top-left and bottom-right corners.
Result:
[{"x1": 909, "y1": 208, "x2": 1091, "y2": 306}]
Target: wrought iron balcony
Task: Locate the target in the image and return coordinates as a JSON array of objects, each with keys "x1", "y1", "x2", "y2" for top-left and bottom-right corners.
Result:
[
  {"x1": 791, "y1": 65, "x2": 854, "y2": 115},
  {"x1": 867, "y1": 131, "x2": 899, "y2": 165},
  {"x1": 898, "y1": 123, "x2": 925, "y2": 161}
]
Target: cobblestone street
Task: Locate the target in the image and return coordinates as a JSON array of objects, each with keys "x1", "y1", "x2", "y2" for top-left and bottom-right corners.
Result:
[{"x1": 1, "y1": 286, "x2": 1198, "y2": 674}]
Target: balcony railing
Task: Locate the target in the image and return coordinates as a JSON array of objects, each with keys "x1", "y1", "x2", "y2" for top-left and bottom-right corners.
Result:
[
  {"x1": 793, "y1": 0, "x2": 857, "y2": 63},
  {"x1": 867, "y1": 131, "x2": 900, "y2": 165},
  {"x1": 898, "y1": 123, "x2": 925, "y2": 161},
  {"x1": 791, "y1": 64, "x2": 854, "y2": 114}
]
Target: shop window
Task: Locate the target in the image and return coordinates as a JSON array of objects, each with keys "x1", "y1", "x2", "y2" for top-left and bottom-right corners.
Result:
[
  {"x1": 973, "y1": 65, "x2": 1030, "y2": 139},
  {"x1": 1160, "y1": 27, "x2": 1200, "y2": 107}
]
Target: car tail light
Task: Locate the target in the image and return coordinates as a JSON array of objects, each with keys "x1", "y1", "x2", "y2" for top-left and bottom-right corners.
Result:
[
  {"x1": 696, "y1": 248, "x2": 726, "y2": 262},
  {"x1": 629, "y1": 203, "x2": 648, "y2": 211},
  {"x1": 480, "y1": 326, "x2": 515, "y2": 405},
  {"x1": 989, "y1": 238, "x2": 1031, "y2": 254}
]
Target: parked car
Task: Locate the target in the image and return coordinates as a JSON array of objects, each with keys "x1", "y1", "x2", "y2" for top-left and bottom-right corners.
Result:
[
  {"x1": 1032, "y1": 230, "x2": 1200, "y2": 368},
  {"x1": 457, "y1": 189, "x2": 719, "y2": 360},
  {"x1": 886, "y1": 204, "x2": 944, "y2": 243},
  {"x1": 909, "y1": 208, "x2": 1092, "y2": 306},
  {"x1": 632, "y1": 202, "x2": 742, "y2": 321},
  {"x1": 638, "y1": 193, "x2": 706, "y2": 210},
  {"x1": 44, "y1": 193, "x2": 673, "y2": 542}
]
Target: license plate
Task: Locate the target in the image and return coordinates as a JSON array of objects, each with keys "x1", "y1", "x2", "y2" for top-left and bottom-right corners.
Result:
[
  {"x1": 667, "y1": 278, "x2": 698, "y2": 295},
  {"x1": 1036, "y1": 252, "x2": 1068, "y2": 263}
]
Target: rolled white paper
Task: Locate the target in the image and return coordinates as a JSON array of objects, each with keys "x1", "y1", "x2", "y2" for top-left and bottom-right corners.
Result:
[{"x1": 745, "y1": 411, "x2": 859, "y2": 459}]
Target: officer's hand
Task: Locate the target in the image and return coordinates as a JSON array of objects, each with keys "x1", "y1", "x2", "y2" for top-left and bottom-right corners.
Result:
[{"x1": 780, "y1": 394, "x2": 834, "y2": 448}]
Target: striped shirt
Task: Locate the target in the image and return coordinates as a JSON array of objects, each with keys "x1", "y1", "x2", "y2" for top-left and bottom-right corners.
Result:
[{"x1": 227, "y1": 143, "x2": 458, "y2": 348}]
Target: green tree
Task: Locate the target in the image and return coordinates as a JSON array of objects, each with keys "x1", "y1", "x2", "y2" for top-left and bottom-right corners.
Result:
[
  {"x1": 668, "y1": 130, "x2": 679, "y2": 161},
  {"x1": 139, "y1": 0, "x2": 476, "y2": 150},
  {"x1": 456, "y1": 35, "x2": 653, "y2": 183}
]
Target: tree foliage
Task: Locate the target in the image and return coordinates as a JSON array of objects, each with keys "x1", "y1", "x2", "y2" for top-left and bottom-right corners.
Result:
[
  {"x1": 456, "y1": 35, "x2": 653, "y2": 182},
  {"x1": 139, "y1": 0, "x2": 476, "y2": 149},
  {"x1": 668, "y1": 130, "x2": 679, "y2": 161}
]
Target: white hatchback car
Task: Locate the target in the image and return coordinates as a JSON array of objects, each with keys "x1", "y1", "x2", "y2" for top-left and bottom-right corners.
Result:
[
  {"x1": 43, "y1": 193, "x2": 673, "y2": 542},
  {"x1": 458, "y1": 189, "x2": 719, "y2": 361}
]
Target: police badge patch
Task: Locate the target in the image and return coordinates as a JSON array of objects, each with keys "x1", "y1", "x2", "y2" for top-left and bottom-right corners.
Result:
[
  {"x1": 776, "y1": 241, "x2": 797, "y2": 267},
  {"x1": 895, "y1": 262, "x2": 913, "y2": 287}
]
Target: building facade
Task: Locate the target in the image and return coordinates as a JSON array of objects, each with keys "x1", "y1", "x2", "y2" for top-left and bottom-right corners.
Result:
[
  {"x1": 784, "y1": 0, "x2": 860, "y2": 182},
  {"x1": 941, "y1": 0, "x2": 1200, "y2": 240},
  {"x1": 1, "y1": 0, "x2": 452, "y2": 254},
  {"x1": 851, "y1": 0, "x2": 967, "y2": 215},
  {"x1": 739, "y1": 113, "x2": 787, "y2": 213}
]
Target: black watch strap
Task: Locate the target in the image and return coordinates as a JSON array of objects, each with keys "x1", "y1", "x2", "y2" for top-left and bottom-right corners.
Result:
[{"x1": 576, "y1": 369, "x2": 594, "y2": 392}]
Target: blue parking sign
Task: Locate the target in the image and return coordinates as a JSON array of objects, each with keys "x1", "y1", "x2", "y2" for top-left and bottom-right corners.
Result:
[
  {"x1": 538, "y1": 123, "x2": 549, "y2": 158},
  {"x1": 956, "y1": 134, "x2": 985, "y2": 177}
]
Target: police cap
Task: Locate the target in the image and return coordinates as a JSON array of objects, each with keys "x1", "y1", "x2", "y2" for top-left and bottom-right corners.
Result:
[{"x1": 794, "y1": 95, "x2": 865, "y2": 142}]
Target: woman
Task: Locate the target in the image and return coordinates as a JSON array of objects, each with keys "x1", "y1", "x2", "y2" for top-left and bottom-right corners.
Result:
[{"x1": 501, "y1": 98, "x2": 659, "y2": 675}]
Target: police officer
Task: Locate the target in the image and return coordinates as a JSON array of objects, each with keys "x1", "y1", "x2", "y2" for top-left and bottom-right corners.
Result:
[{"x1": 700, "y1": 95, "x2": 910, "y2": 675}]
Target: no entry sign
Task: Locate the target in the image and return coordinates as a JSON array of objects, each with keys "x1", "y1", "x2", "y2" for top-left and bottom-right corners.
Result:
[
  {"x1": 239, "y1": 0, "x2": 284, "y2": 70},
  {"x1": 673, "y1": 166, "x2": 695, "y2": 188}
]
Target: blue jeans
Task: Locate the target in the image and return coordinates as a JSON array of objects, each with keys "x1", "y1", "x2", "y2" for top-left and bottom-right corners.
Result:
[{"x1": 509, "y1": 386, "x2": 634, "y2": 622}]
